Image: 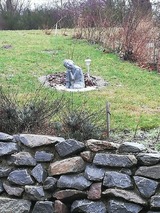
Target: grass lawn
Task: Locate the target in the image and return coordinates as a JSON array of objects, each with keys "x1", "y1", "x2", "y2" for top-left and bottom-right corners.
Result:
[{"x1": 0, "y1": 30, "x2": 160, "y2": 132}]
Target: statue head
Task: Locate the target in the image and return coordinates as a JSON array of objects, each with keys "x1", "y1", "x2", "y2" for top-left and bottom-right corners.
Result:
[{"x1": 63, "y1": 59, "x2": 74, "y2": 70}]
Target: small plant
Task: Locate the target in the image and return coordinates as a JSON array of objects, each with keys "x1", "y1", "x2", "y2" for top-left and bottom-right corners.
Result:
[
  {"x1": 0, "y1": 87, "x2": 64, "y2": 134},
  {"x1": 56, "y1": 94, "x2": 106, "y2": 141}
]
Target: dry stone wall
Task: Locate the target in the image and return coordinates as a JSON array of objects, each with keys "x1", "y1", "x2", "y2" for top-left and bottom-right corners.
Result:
[{"x1": 0, "y1": 132, "x2": 160, "y2": 213}]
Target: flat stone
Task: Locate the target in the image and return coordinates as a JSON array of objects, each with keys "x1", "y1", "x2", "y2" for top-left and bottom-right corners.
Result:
[
  {"x1": 135, "y1": 165, "x2": 160, "y2": 179},
  {"x1": 84, "y1": 164, "x2": 105, "y2": 181},
  {"x1": 137, "y1": 153, "x2": 160, "y2": 166},
  {"x1": 107, "y1": 199, "x2": 143, "y2": 213},
  {"x1": 9, "y1": 152, "x2": 36, "y2": 166},
  {"x1": 71, "y1": 199, "x2": 107, "y2": 213},
  {"x1": 25, "y1": 186, "x2": 45, "y2": 201},
  {"x1": 0, "y1": 167, "x2": 12, "y2": 177},
  {"x1": 54, "y1": 200, "x2": 69, "y2": 213},
  {"x1": 55, "y1": 139, "x2": 85, "y2": 157},
  {"x1": 57, "y1": 174, "x2": 92, "y2": 190},
  {"x1": 16, "y1": 134, "x2": 65, "y2": 148},
  {"x1": 103, "y1": 171, "x2": 133, "y2": 189},
  {"x1": 32, "y1": 201, "x2": 54, "y2": 213},
  {"x1": 147, "y1": 211, "x2": 160, "y2": 213},
  {"x1": 0, "y1": 132, "x2": 13, "y2": 141},
  {"x1": 8, "y1": 169, "x2": 34, "y2": 185},
  {"x1": 87, "y1": 183, "x2": 102, "y2": 200},
  {"x1": 43, "y1": 177, "x2": 57, "y2": 191},
  {"x1": 31, "y1": 164, "x2": 47, "y2": 183},
  {"x1": 0, "y1": 197, "x2": 31, "y2": 213},
  {"x1": 118, "y1": 142, "x2": 146, "y2": 153},
  {"x1": 93, "y1": 153, "x2": 137, "y2": 168},
  {"x1": 80, "y1": 151, "x2": 94, "y2": 162},
  {"x1": 102, "y1": 188, "x2": 147, "y2": 205},
  {"x1": 86, "y1": 139, "x2": 119, "y2": 152},
  {"x1": 134, "y1": 176, "x2": 158, "y2": 198},
  {"x1": 3, "y1": 182, "x2": 24, "y2": 197},
  {"x1": 49, "y1": 156, "x2": 85, "y2": 175},
  {"x1": 0, "y1": 142, "x2": 18, "y2": 156},
  {"x1": 150, "y1": 195, "x2": 160, "y2": 209},
  {"x1": 35, "y1": 151, "x2": 54, "y2": 162},
  {"x1": 53, "y1": 189, "x2": 87, "y2": 202}
]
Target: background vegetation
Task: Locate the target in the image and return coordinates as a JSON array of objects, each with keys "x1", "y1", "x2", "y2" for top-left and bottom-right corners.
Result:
[{"x1": 0, "y1": 30, "x2": 159, "y2": 133}]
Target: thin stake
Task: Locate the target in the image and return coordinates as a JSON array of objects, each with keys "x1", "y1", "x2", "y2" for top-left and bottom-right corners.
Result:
[{"x1": 106, "y1": 102, "x2": 111, "y2": 138}]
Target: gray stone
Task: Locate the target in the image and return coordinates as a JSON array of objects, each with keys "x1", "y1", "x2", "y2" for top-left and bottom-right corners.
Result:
[
  {"x1": 31, "y1": 164, "x2": 47, "y2": 183},
  {"x1": 49, "y1": 156, "x2": 85, "y2": 175},
  {"x1": 35, "y1": 151, "x2": 54, "y2": 162},
  {"x1": 9, "y1": 152, "x2": 36, "y2": 166},
  {"x1": 86, "y1": 139, "x2": 119, "y2": 152},
  {"x1": 147, "y1": 211, "x2": 160, "y2": 213},
  {"x1": 137, "y1": 153, "x2": 160, "y2": 166},
  {"x1": 150, "y1": 195, "x2": 160, "y2": 209},
  {"x1": 17, "y1": 134, "x2": 65, "y2": 148},
  {"x1": 54, "y1": 200, "x2": 69, "y2": 213},
  {"x1": 0, "y1": 132, "x2": 13, "y2": 141},
  {"x1": 107, "y1": 199, "x2": 143, "y2": 213},
  {"x1": 71, "y1": 199, "x2": 107, "y2": 213},
  {"x1": 53, "y1": 189, "x2": 87, "y2": 202},
  {"x1": 87, "y1": 182, "x2": 102, "y2": 200},
  {"x1": 43, "y1": 177, "x2": 57, "y2": 191},
  {"x1": 55, "y1": 139, "x2": 85, "y2": 157},
  {"x1": 118, "y1": 142, "x2": 146, "y2": 153},
  {"x1": 57, "y1": 174, "x2": 92, "y2": 190},
  {"x1": 0, "y1": 167, "x2": 12, "y2": 177},
  {"x1": 84, "y1": 164, "x2": 105, "y2": 181},
  {"x1": 25, "y1": 186, "x2": 45, "y2": 201},
  {"x1": 103, "y1": 171, "x2": 133, "y2": 189},
  {"x1": 0, "y1": 142, "x2": 18, "y2": 156},
  {"x1": 8, "y1": 169, "x2": 34, "y2": 185},
  {"x1": 0, "y1": 197, "x2": 31, "y2": 213},
  {"x1": 102, "y1": 188, "x2": 146, "y2": 205},
  {"x1": 0, "y1": 181, "x2": 3, "y2": 193},
  {"x1": 93, "y1": 153, "x2": 137, "y2": 168},
  {"x1": 32, "y1": 201, "x2": 54, "y2": 213},
  {"x1": 134, "y1": 176, "x2": 158, "y2": 198},
  {"x1": 135, "y1": 165, "x2": 160, "y2": 179},
  {"x1": 80, "y1": 151, "x2": 94, "y2": 162},
  {"x1": 3, "y1": 182, "x2": 24, "y2": 197}
]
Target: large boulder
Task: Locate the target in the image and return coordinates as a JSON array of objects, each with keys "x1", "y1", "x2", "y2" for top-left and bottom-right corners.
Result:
[
  {"x1": 107, "y1": 199, "x2": 143, "y2": 213},
  {"x1": 135, "y1": 165, "x2": 160, "y2": 180},
  {"x1": 16, "y1": 134, "x2": 64, "y2": 148},
  {"x1": 55, "y1": 139, "x2": 85, "y2": 157},
  {"x1": 71, "y1": 199, "x2": 106, "y2": 213},
  {"x1": 103, "y1": 171, "x2": 133, "y2": 189},
  {"x1": 49, "y1": 156, "x2": 85, "y2": 176},
  {"x1": 57, "y1": 174, "x2": 92, "y2": 190},
  {"x1": 32, "y1": 201, "x2": 54, "y2": 213},
  {"x1": 0, "y1": 142, "x2": 18, "y2": 156},
  {"x1": 134, "y1": 176, "x2": 158, "y2": 198},
  {"x1": 0, "y1": 197, "x2": 31, "y2": 213},
  {"x1": 8, "y1": 169, "x2": 34, "y2": 185},
  {"x1": 93, "y1": 153, "x2": 137, "y2": 168},
  {"x1": 9, "y1": 152, "x2": 36, "y2": 166}
]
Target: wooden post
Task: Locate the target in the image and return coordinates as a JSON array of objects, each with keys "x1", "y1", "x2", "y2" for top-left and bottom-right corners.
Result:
[{"x1": 106, "y1": 102, "x2": 111, "y2": 138}]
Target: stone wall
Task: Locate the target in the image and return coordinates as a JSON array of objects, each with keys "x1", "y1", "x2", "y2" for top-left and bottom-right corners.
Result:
[{"x1": 0, "y1": 132, "x2": 160, "y2": 213}]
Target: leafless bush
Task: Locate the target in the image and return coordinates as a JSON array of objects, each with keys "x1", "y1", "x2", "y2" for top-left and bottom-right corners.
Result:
[{"x1": 0, "y1": 87, "x2": 64, "y2": 134}]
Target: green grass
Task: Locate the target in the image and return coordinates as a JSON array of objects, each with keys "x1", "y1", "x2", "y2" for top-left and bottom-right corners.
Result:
[{"x1": 0, "y1": 30, "x2": 160, "y2": 131}]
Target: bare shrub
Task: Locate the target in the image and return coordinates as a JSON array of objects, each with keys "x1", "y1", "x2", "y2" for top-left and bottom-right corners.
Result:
[
  {"x1": 55, "y1": 94, "x2": 106, "y2": 141},
  {"x1": 0, "y1": 87, "x2": 64, "y2": 134}
]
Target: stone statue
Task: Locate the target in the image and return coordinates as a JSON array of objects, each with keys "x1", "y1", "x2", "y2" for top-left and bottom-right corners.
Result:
[{"x1": 64, "y1": 59, "x2": 85, "y2": 89}]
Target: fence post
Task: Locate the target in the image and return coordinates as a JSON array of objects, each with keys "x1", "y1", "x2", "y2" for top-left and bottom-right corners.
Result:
[{"x1": 106, "y1": 102, "x2": 111, "y2": 138}]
